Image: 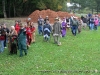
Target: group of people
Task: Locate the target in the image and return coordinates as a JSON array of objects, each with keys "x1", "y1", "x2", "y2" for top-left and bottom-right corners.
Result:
[
  {"x1": 0, "y1": 19, "x2": 36, "y2": 57},
  {"x1": 81, "y1": 13, "x2": 100, "y2": 30},
  {"x1": 0, "y1": 13, "x2": 100, "y2": 57},
  {"x1": 37, "y1": 13, "x2": 100, "y2": 45}
]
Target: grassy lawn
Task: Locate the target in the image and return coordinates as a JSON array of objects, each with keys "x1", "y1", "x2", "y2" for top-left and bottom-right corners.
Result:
[{"x1": 0, "y1": 27, "x2": 100, "y2": 75}]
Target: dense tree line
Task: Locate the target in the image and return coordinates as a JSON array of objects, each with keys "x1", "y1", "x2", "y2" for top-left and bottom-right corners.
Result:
[
  {"x1": 0, "y1": 0, "x2": 67, "y2": 18},
  {"x1": 70, "y1": 0, "x2": 100, "y2": 14}
]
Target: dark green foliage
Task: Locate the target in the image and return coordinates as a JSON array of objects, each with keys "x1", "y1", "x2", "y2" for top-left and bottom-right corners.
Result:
[
  {"x1": 0, "y1": 0, "x2": 67, "y2": 18},
  {"x1": 70, "y1": 0, "x2": 100, "y2": 13}
]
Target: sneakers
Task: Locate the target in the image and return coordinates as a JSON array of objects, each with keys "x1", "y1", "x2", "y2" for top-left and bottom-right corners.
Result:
[{"x1": 58, "y1": 42, "x2": 61, "y2": 46}]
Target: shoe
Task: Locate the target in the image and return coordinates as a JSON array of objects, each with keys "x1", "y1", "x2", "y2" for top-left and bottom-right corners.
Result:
[
  {"x1": 25, "y1": 53, "x2": 27, "y2": 55},
  {"x1": 58, "y1": 42, "x2": 61, "y2": 46}
]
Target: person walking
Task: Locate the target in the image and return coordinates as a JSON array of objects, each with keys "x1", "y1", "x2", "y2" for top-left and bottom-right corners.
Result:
[
  {"x1": 37, "y1": 15, "x2": 44, "y2": 35},
  {"x1": 18, "y1": 23, "x2": 27, "y2": 57},
  {"x1": 43, "y1": 20, "x2": 52, "y2": 42},
  {"x1": 53, "y1": 17, "x2": 62, "y2": 46},
  {"x1": 8, "y1": 26, "x2": 18, "y2": 55},
  {"x1": 61, "y1": 18, "x2": 67, "y2": 37},
  {"x1": 71, "y1": 17, "x2": 79, "y2": 36},
  {"x1": 0, "y1": 26, "x2": 5, "y2": 53}
]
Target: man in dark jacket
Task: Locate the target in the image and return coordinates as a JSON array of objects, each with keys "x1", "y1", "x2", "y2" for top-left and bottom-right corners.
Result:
[{"x1": 72, "y1": 17, "x2": 79, "y2": 36}]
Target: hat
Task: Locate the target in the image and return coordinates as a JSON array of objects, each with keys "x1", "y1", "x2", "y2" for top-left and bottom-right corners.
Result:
[
  {"x1": 55, "y1": 17, "x2": 59, "y2": 21},
  {"x1": 28, "y1": 18, "x2": 31, "y2": 21}
]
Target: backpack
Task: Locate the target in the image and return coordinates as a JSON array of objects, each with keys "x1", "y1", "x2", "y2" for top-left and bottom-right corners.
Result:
[{"x1": 72, "y1": 19, "x2": 77, "y2": 25}]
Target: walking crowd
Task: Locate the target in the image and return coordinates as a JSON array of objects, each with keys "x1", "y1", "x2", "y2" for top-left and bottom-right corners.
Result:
[{"x1": 0, "y1": 13, "x2": 100, "y2": 57}]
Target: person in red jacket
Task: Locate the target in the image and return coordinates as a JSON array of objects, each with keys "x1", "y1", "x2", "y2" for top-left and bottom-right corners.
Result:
[
  {"x1": 30, "y1": 22, "x2": 36, "y2": 43},
  {"x1": 15, "y1": 21, "x2": 20, "y2": 34},
  {"x1": 26, "y1": 22, "x2": 32, "y2": 47},
  {"x1": 0, "y1": 25, "x2": 5, "y2": 53}
]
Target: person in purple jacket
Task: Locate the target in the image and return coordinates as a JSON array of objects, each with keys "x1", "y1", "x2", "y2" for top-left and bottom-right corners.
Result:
[{"x1": 61, "y1": 18, "x2": 67, "y2": 37}]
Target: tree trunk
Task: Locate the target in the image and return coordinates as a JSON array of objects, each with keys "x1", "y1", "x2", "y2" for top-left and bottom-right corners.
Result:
[
  {"x1": 2, "y1": 0, "x2": 7, "y2": 18},
  {"x1": 13, "y1": 3, "x2": 16, "y2": 17},
  {"x1": 97, "y1": 4, "x2": 99, "y2": 14}
]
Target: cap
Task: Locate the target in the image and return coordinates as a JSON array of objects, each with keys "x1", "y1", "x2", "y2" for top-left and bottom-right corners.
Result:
[{"x1": 28, "y1": 18, "x2": 31, "y2": 21}]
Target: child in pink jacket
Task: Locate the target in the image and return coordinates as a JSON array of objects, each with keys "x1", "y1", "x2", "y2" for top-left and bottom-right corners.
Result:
[{"x1": 94, "y1": 18, "x2": 99, "y2": 30}]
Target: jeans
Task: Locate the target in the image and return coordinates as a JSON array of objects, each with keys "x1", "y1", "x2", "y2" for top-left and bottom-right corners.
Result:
[
  {"x1": 0, "y1": 40, "x2": 4, "y2": 53},
  {"x1": 38, "y1": 25, "x2": 43, "y2": 35},
  {"x1": 72, "y1": 25, "x2": 78, "y2": 36},
  {"x1": 90, "y1": 23, "x2": 94, "y2": 30}
]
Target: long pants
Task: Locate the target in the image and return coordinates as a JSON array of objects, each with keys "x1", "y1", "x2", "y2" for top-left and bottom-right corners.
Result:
[
  {"x1": 32, "y1": 33, "x2": 35, "y2": 42},
  {"x1": 0, "y1": 40, "x2": 4, "y2": 53},
  {"x1": 90, "y1": 23, "x2": 94, "y2": 30},
  {"x1": 18, "y1": 40, "x2": 27, "y2": 56},
  {"x1": 10, "y1": 43, "x2": 17, "y2": 54},
  {"x1": 4, "y1": 35, "x2": 7, "y2": 47},
  {"x1": 38, "y1": 25, "x2": 43, "y2": 35},
  {"x1": 53, "y1": 36, "x2": 60, "y2": 45},
  {"x1": 72, "y1": 25, "x2": 78, "y2": 36},
  {"x1": 94, "y1": 25, "x2": 97, "y2": 30}
]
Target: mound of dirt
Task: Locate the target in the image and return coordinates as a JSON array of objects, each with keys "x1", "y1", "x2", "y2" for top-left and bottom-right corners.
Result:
[{"x1": 28, "y1": 9, "x2": 75, "y2": 23}]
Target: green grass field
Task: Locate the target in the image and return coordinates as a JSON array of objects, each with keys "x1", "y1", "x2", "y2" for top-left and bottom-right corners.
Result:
[{"x1": 0, "y1": 27, "x2": 100, "y2": 75}]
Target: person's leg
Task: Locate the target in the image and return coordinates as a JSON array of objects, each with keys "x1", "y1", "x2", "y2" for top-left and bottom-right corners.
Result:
[
  {"x1": 53, "y1": 36, "x2": 57, "y2": 44},
  {"x1": 4, "y1": 35, "x2": 7, "y2": 48},
  {"x1": 18, "y1": 42, "x2": 23, "y2": 57},
  {"x1": 22, "y1": 41, "x2": 27, "y2": 55},
  {"x1": 57, "y1": 36, "x2": 61, "y2": 45},
  {"x1": 57, "y1": 36, "x2": 59, "y2": 44},
  {"x1": 91, "y1": 24, "x2": 94, "y2": 30},
  {"x1": 1, "y1": 40, "x2": 4, "y2": 53},
  {"x1": 38, "y1": 25, "x2": 41, "y2": 34},
  {"x1": 72, "y1": 26, "x2": 74, "y2": 35},
  {"x1": 33, "y1": 32, "x2": 35, "y2": 42},
  {"x1": 13, "y1": 43, "x2": 17, "y2": 54},
  {"x1": 75, "y1": 25, "x2": 78, "y2": 36},
  {"x1": 96, "y1": 25, "x2": 97, "y2": 30},
  {"x1": 0, "y1": 40, "x2": 2, "y2": 53},
  {"x1": 40, "y1": 26, "x2": 43, "y2": 35},
  {"x1": 73, "y1": 26, "x2": 76, "y2": 35}
]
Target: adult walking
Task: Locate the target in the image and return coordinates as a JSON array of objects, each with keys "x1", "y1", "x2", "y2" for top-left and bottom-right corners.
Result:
[
  {"x1": 18, "y1": 23, "x2": 27, "y2": 57},
  {"x1": 53, "y1": 17, "x2": 62, "y2": 46},
  {"x1": 72, "y1": 17, "x2": 79, "y2": 36},
  {"x1": 37, "y1": 15, "x2": 44, "y2": 35},
  {"x1": 61, "y1": 18, "x2": 67, "y2": 37}
]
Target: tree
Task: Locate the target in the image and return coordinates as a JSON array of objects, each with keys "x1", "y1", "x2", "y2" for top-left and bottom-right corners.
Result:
[
  {"x1": 36, "y1": 0, "x2": 47, "y2": 10},
  {"x1": 2, "y1": 0, "x2": 7, "y2": 18}
]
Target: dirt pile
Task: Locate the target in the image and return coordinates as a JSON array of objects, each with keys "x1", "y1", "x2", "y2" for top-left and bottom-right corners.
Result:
[{"x1": 28, "y1": 9, "x2": 75, "y2": 23}]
